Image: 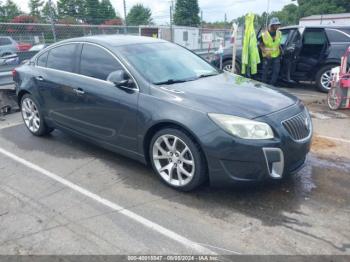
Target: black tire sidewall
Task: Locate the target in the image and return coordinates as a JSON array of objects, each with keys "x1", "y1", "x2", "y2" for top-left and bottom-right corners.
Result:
[
  {"x1": 20, "y1": 94, "x2": 51, "y2": 136},
  {"x1": 316, "y1": 65, "x2": 336, "y2": 93},
  {"x1": 149, "y1": 128, "x2": 206, "y2": 191},
  {"x1": 223, "y1": 60, "x2": 240, "y2": 74}
]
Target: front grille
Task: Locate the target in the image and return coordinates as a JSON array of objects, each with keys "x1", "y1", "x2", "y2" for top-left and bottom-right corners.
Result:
[{"x1": 282, "y1": 110, "x2": 311, "y2": 141}]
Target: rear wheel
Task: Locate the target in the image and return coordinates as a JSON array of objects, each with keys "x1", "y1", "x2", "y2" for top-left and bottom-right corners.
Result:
[
  {"x1": 149, "y1": 128, "x2": 207, "y2": 191},
  {"x1": 316, "y1": 65, "x2": 337, "y2": 93},
  {"x1": 222, "y1": 60, "x2": 241, "y2": 74},
  {"x1": 21, "y1": 94, "x2": 54, "y2": 136}
]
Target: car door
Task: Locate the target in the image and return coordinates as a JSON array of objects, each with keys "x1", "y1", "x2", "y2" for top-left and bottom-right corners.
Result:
[
  {"x1": 288, "y1": 28, "x2": 329, "y2": 81},
  {"x1": 280, "y1": 28, "x2": 302, "y2": 81},
  {"x1": 35, "y1": 43, "x2": 83, "y2": 127},
  {"x1": 70, "y1": 43, "x2": 139, "y2": 152}
]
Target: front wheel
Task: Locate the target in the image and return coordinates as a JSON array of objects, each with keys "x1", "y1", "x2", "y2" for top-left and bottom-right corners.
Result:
[
  {"x1": 149, "y1": 128, "x2": 207, "y2": 191},
  {"x1": 21, "y1": 94, "x2": 54, "y2": 136}
]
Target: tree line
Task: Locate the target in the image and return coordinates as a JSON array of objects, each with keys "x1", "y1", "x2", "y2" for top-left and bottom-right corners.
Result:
[
  {"x1": 0, "y1": 0, "x2": 152, "y2": 26},
  {"x1": 232, "y1": 0, "x2": 350, "y2": 29},
  {"x1": 0, "y1": 0, "x2": 349, "y2": 27}
]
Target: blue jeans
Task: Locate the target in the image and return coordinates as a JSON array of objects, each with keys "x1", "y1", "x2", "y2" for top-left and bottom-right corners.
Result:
[{"x1": 262, "y1": 57, "x2": 281, "y2": 86}]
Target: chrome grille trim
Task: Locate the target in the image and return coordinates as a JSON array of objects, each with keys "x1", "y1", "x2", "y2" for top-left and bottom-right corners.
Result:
[{"x1": 282, "y1": 110, "x2": 312, "y2": 142}]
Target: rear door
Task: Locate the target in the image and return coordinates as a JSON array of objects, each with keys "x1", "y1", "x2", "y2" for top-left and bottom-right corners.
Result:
[
  {"x1": 325, "y1": 28, "x2": 350, "y2": 62},
  {"x1": 290, "y1": 28, "x2": 329, "y2": 80},
  {"x1": 36, "y1": 43, "x2": 82, "y2": 127}
]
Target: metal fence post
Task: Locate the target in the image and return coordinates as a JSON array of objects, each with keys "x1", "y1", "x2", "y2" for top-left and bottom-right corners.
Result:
[{"x1": 48, "y1": 0, "x2": 57, "y2": 42}]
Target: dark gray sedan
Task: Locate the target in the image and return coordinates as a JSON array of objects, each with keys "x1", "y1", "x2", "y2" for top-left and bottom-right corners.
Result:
[{"x1": 13, "y1": 35, "x2": 312, "y2": 191}]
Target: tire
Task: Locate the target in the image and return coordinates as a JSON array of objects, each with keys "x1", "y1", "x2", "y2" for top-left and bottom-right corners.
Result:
[
  {"x1": 149, "y1": 128, "x2": 207, "y2": 191},
  {"x1": 315, "y1": 65, "x2": 337, "y2": 93},
  {"x1": 20, "y1": 94, "x2": 54, "y2": 136},
  {"x1": 327, "y1": 87, "x2": 342, "y2": 110},
  {"x1": 222, "y1": 60, "x2": 241, "y2": 74}
]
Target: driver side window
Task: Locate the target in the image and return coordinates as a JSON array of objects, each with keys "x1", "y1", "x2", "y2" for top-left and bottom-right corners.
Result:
[{"x1": 79, "y1": 44, "x2": 123, "y2": 81}]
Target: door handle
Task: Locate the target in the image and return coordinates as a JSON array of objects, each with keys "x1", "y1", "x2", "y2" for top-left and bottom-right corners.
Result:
[
  {"x1": 35, "y1": 76, "x2": 44, "y2": 81},
  {"x1": 74, "y1": 88, "x2": 85, "y2": 95}
]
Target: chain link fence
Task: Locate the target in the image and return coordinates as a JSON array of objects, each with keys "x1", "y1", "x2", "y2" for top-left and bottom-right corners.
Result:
[
  {"x1": 0, "y1": 22, "x2": 233, "y2": 87},
  {"x1": 0, "y1": 23, "x2": 232, "y2": 50}
]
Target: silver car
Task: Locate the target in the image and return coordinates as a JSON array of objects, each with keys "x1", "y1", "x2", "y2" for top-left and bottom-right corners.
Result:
[{"x1": 0, "y1": 36, "x2": 18, "y2": 57}]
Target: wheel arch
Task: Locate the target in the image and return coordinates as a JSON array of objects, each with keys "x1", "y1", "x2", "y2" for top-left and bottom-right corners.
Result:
[
  {"x1": 222, "y1": 57, "x2": 241, "y2": 73},
  {"x1": 314, "y1": 61, "x2": 340, "y2": 77},
  {"x1": 143, "y1": 121, "x2": 209, "y2": 171},
  {"x1": 17, "y1": 90, "x2": 31, "y2": 106}
]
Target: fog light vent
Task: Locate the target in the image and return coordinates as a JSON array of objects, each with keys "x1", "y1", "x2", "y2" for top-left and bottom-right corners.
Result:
[{"x1": 263, "y1": 148, "x2": 284, "y2": 179}]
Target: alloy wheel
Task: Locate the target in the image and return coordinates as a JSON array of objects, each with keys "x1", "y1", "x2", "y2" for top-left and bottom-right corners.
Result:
[
  {"x1": 321, "y1": 70, "x2": 332, "y2": 91},
  {"x1": 21, "y1": 97, "x2": 41, "y2": 133},
  {"x1": 152, "y1": 134, "x2": 195, "y2": 187},
  {"x1": 223, "y1": 64, "x2": 232, "y2": 72}
]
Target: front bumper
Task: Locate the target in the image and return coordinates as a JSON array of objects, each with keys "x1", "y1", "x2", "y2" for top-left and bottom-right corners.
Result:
[{"x1": 202, "y1": 104, "x2": 312, "y2": 186}]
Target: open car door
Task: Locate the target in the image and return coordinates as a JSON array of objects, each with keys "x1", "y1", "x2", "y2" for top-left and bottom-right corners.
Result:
[{"x1": 280, "y1": 28, "x2": 303, "y2": 82}]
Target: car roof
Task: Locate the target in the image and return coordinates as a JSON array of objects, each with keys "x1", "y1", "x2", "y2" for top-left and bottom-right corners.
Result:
[
  {"x1": 58, "y1": 34, "x2": 167, "y2": 48},
  {"x1": 281, "y1": 25, "x2": 350, "y2": 30}
]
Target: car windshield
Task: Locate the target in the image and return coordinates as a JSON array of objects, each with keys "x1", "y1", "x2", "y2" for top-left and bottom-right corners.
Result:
[{"x1": 117, "y1": 42, "x2": 220, "y2": 84}]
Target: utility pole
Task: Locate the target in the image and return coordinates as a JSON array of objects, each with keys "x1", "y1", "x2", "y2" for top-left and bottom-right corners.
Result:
[
  {"x1": 224, "y1": 13, "x2": 227, "y2": 47},
  {"x1": 123, "y1": 0, "x2": 127, "y2": 34},
  {"x1": 265, "y1": 0, "x2": 271, "y2": 29},
  {"x1": 224, "y1": 13, "x2": 227, "y2": 29},
  {"x1": 170, "y1": 6, "x2": 173, "y2": 42},
  {"x1": 200, "y1": 10, "x2": 203, "y2": 49},
  {"x1": 48, "y1": 0, "x2": 57, "y2": 42},
  {"x1": 170, "y1": 0, "x2": 174, "y2": 42}
]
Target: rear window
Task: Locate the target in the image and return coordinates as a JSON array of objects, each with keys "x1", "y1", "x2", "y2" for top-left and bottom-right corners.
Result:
[
  {"x1": 0, "y1": 38, "x2": 12, "y2": 46},
  {"x1": 37, "y1": 52, "x2": 48, "y2": 67},
  {"x1": 47, "y1": 44, "x2": 77, "y2": 73},
  {"x1": 303, "y1": 30, "x2": 327, "y2": 45},
  {"x1": 326, "y1": 29, "x2": 350, "y2": 43}
]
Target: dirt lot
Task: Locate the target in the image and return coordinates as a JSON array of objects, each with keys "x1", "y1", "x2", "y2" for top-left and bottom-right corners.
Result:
[{"x1": 0, "y1": 85, "x2": 349, "y2": 255}]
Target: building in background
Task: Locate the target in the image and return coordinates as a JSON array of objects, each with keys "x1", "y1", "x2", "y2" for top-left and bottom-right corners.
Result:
[
  {"x1": 140, "y1": 25, "x2": 230, "y2": 50},
  {"x1": 299, "y1": 13, "x2": 350, "y2": 26}
]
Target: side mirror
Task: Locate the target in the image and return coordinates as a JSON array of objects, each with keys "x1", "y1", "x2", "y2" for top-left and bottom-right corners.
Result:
[{"x1": 107, "y1": 70, "x2": 134, "y2": 88}]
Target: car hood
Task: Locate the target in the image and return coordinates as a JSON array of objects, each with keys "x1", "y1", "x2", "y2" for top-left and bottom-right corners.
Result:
[{"x1": 152, "y1": 72, "x2": 298, "y2": 119}]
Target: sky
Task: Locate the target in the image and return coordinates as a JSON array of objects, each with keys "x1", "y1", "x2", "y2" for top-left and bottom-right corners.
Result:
[{"x1": 13, "y1": 0, "x2": 295, "y2": 24}]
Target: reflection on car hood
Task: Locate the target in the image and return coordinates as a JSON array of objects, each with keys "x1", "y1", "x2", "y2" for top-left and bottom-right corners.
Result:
[{"x1": 154, "y1": 72, "x2": 298, "y2": 119}]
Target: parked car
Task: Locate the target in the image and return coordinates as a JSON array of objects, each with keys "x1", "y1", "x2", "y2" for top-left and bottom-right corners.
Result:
[
  {"x1": 0, "y1": 53, "x2": 19, "y2": 66},
  {"x1": 211, "y1": 25, "x2": 350, "y2": 93},
  {"x1": 29, "y1": 44, "x2": 49, "y2": 52},
  {"x1": 13, "y1": 35, "x2": 312, "y2": 191},
  {"x1": 17, "y1": 42, "x2": 32, "y2": 51},
  {"x1": 0, "y1": 36, "x2": 18, "y2": 57}
]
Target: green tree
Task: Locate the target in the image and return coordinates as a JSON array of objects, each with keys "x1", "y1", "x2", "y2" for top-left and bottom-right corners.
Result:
[
  {"x1": 173, "y1": 0, "x2": 200, "y2": 27},
  {"x1": 29, "y1": 0, "x2": 44, "y2": 17},
  {"x1": 0, "y1": 0, "x2": 21, "y2": 22},
  {"x1": 42, "y1": 1, "x2": 57, "y2": 22},
  {"x1": 233, "y1": 13, "x2": 266, "y2": 30},
  {"x1": 126, "y1": 4, "x2": 152, "y2": 26},
  {"x1": 271, "y1": 4, "x2": 299, "y2": 26},
  {"x1": 57, "y1": 0, "x2": 85, "y2": 22},
  {"x1": 297, "y1": 0, "x2": 350, "y2": 17},
  {"x1": 85, "y1": 0, "x2": 102, "y2": 24},
  {"x1": 99, "y1": 0, "x2": 116, "y2": 21}
]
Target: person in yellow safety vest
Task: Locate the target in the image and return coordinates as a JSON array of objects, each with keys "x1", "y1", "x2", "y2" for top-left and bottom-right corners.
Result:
[{"x1": 259, "y1": 17, "x2": 282, "y2": 86}]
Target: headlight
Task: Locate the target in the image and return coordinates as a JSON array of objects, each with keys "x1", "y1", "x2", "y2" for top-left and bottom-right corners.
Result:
[{"x1": 208, "y1": 114, "x2": 274, "y2": 140}]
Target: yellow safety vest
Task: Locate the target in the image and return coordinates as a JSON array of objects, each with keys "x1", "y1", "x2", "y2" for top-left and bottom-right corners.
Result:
[{"x1": 262, "y1": 30, "x2": 282, "y2": 58}]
